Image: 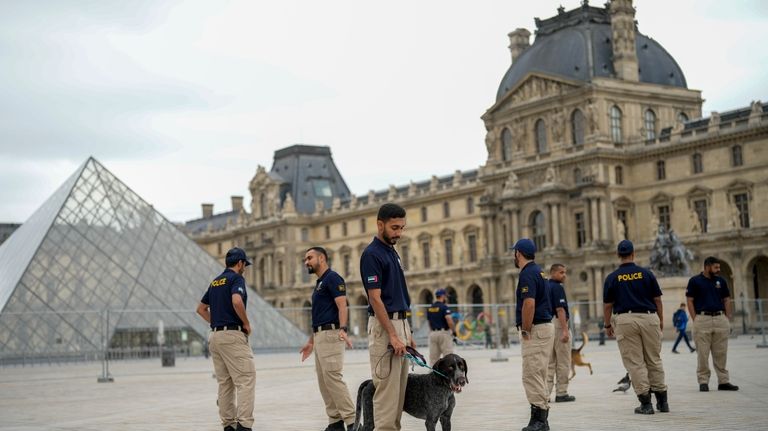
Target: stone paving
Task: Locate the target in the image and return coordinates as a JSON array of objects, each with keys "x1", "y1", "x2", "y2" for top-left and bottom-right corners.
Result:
[{"x1": 1, "y1": 337, "x2": 767, "y2": 430}]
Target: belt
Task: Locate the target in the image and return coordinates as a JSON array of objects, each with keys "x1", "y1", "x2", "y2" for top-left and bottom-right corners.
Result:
[
  {"x1": 517, "y1": 320, "x2": 552, "y2": 330},
  {"x1": 313, "y1": 323, "x2": 340, "y2": 333},
  {"x1": 369, "y1": 311, "x2": 408, "y2": 320},
  {"x1": 699, "y1": 310, "x2": 724, "y2": 316},
  {"x1": 212, "y1": 325, "x2": 245, "y2": 333},
  {"x1": 430, "y1": 328, "x2": 450, "y2": 331},
  {"x1": 616, "y1": 309, "x2": 654, "y2": 315}
]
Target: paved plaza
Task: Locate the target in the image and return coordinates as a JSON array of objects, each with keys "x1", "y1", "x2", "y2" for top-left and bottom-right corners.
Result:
[{"x1": 1, "y1": 337, "x2": 767, "y2": 430}]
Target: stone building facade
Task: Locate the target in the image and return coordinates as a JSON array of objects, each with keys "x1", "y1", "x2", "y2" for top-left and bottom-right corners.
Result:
[{"x1": 185, "y1": 1, "x2": 768, "y2": 334}]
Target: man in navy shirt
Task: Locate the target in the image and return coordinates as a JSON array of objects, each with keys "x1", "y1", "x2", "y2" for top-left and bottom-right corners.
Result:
[
  {"x1": 512, "y1": 238, "x2": 553, "y2": 431},
  {"x1": 546, "y1": 263, "x2": 575, "y2": 403},
  {"x1": 427, "y1": 288, "x2": 455, "y2": 366},
  {"x1": 299, "y1": 247, "x2": 355, "y2": 431},
  {"x1": 196, "y1": 247, "x2": 255, "y2": 431},
  {"x1": 686, "y1": 256, "x2": 739, "y2": 392},
  {"x1": 360, "y1": 203, "x2": 414, "y2": 431},
  {"x1": 603, "y1": 240, "x2": 668, "y2": 415}
]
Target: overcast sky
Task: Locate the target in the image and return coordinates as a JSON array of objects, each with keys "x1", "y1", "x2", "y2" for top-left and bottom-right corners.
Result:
[{"x1": 1, "y1": 0, "x2": 766, "y2": 223}]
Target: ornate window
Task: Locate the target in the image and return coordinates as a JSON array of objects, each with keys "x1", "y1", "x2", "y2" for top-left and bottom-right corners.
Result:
[
  {"x1": 443, "y1": 201, "x2": 450, "y2": 218},
  {"x1": 644, "y1": 109, "x2": 657, "y2": 141},
  {"x1": 421, "y1": 240, "x2": 431, "y2": 269},
  {"x1": 466, "y1": 197, "x2": 475, "y2": 215},
  {"x1": 444, "y1": 238, "x2": 454, "y2": 266},
  {"x1": 693, "y1": 199, "x2": 708, "y2": 233},
  {"x1": 732, "y1": 145, "x2": 743, "y2": 167},
  {"x1": 342, "y1": 221, "x2": 348, "y2": 236},
  {"x1": 734, "y1": 193, "x2": 750, "y2": 228},
  {"x1": 467, "y1": 233, "x2": 478, "y2": 263},
  {"x1": 535, "y1": 119, "x2": 548, "y2": 153},
  {"x1": 575, "y1": 212, "x2": 586, "y2": 248},
  {"x1": 656, "y1": 160, "x2": 666, "y2": 180},
  {"x1": 677, "y1": 112, "x2": 689, "y2": 123},
  {"x1": 610, "y1": 105, "x2": 623, "y2": 144},
  {"x1": 571, "y1": 109, "x2": 585, "y2": 146},
  {"x1": 501, "y1": 127, "x2": 513, "y2": 161},
  {"x1": 658, "y1": 205, "x2": 671, "y2": 231},
  {"x1": 421, "y1": 206, "x2": 428, "y2": 222},
  {"x1": 615, "y1": 166, "x2": 624, "y2": 185},
  {"x1": 530, "y1": 210, "x2": 546, "y2": 251},
  {"x1": 692, "y1": 153, "x2": 703, "y2": 174},
  {"x1": 360, "y1": 218, "x2": 366, "y2": 233}
]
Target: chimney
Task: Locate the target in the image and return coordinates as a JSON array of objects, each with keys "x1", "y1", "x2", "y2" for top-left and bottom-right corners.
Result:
[
  {"x1": 508, "y1": 28, "x2": 531, "y2": 63},
  {"x1": 609, "y1": 0, "x2": 639, "y2": 81},
  {"x1": 202, "y1": 203, "x2": 213, "y2": 219},
  {"x1": 231, "y1": 196, "x2": 243, "y2": 212}
]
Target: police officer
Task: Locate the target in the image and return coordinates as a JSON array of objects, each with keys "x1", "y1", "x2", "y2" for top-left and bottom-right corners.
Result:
[
  {"x1": 299, "y1": 247, "x2": 356, "y2": 431},
  {"x1": 427, "y1": 288, "x2": 455, "y2": 366},
  {"x1": 546, "y1": 263, "x2": 575, "y2": 403},
  {"x1": 686, "y1": 256, "x2": 739, "y2": 392},
  {"x1": 603, "y1": 240, "x2": 668, "y2": 415},
  {"x1": 360, "y1": 203, "x2": 414, "y2": 431},
  {"x1": 512, "y1": 238, "x2": 554, "y2": 431},
  {"x1": 196, "y1": 247, "x2": 255, "y2": 431}
]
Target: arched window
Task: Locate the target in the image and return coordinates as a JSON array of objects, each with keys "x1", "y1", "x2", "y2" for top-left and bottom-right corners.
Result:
[
  {"x1": 535, "y1": 119, "x2": 548, "y2": 153},
  {"x1": 501, "y1": 127, "x2": 513, "y2": 161},
  {"x1": 571, "y1": 109, "x2": 585, "y2": 146},
  {"x1": 530, "y1": 210, "x2": 547, "y2": 251},
  {"x1": 573, "y1": 167, "x2": 582, "y2": 184},
  {"x1": 644, "y1": 109, "x2": 657, "y2": 141},
  {"x1": 692, "y1": 153, "x2": 703, "y2": 174},
  {"x1": 610, "y1": 105, "x2": 623, "y2": 144},
  {"x1": 732, "y1": 145, "x2": 743, "y2": 167},
  {"x1": 677, "y1": 112, "x2": 689, "y2": 123}
]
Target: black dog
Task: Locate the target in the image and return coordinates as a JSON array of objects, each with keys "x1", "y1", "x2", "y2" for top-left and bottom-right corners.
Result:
[{"x1": 353, "y1": 353, "x2": 468, "y2": 431}]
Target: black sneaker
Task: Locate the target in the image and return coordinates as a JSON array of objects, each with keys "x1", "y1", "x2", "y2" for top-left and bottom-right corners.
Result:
[
  {"x1": 555, "y1": 394, "x2": 576, "y2": 402},
  {"x1": 236, "y1": 424, "x2": 252, "y2": 431},
  {"x1": 690, "y1": 347, "x2": 696, "y2": 352},
  {"x1": 346, "y1": 424, "x2": 356, "y2": 431},
  {"x1": 224, "y1": 426, "x2": 236, "y2": 431},
  {"x1": 699, "y1": 384, "x2": 709, "y2": 392},
  {"x1": 718, "y1": 383, "x2": 739, "y2": 391}
]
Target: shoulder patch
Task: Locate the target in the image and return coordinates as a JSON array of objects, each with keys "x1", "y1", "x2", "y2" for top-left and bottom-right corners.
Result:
[
  {"x1": 338, "y1": 284, "x2": 346, "y2": 292},
  {"x1": 521, "y1": 286, "x2": 529, "y2": 294}
]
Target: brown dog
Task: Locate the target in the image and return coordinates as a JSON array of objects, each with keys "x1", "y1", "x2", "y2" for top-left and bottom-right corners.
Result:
[{"x1": 569, "y1": 331, "x2": 593, "y2": 380}]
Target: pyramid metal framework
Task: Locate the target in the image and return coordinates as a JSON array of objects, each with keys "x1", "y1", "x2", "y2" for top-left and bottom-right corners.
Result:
[{"x1": 0, "y1": 157, "x2": 306, "y2": 357}]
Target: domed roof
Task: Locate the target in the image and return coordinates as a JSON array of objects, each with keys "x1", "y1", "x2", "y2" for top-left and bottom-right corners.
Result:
[{"x1": 496, "y1": 5, "x2": 687, "y2": 101}]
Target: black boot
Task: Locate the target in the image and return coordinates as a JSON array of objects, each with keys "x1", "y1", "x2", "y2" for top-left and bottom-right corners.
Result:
[
  {"x1": 522, "y1": 405, "x2": 549, "y2": 431},
  {"x1": 634, "y1": 392, "x2": 655, "y2": 415},
  {"x1": 653, "y1": 390, "x2": 670, "y2": 412}
]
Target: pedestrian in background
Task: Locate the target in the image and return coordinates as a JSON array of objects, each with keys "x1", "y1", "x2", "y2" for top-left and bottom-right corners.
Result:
[{"x1": 671, "y1": 303, "x2": 695, "y2": 354}]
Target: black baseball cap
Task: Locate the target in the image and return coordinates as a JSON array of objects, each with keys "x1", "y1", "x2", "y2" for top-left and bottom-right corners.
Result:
[
  {"x1": 225, "y1": 247, "x2": 252, "y2": 266},
  {"x1": 617, "y1": 240, "x2": 634, "y2": 255}
]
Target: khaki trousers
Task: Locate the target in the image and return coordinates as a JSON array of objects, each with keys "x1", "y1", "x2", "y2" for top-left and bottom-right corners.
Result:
[
  {"x1": 313, "y1": 329, "x2": 356, "y2": 425},
  {"x1": 521, "y1": 322, "x2": 554, "y2": 409},
  {"x1": 368, "y1": 316, "x2": 411, "y2": 431},
  {"x1": 428, "y1": 330, "x2": 454, "y2": 366},
  {"x1": 614, "y1": 313, "x2": 666, "y2": 395},
  {"x1": 693, "y1": 314, "x2": 731, "y2": 384},
  {"x1": 209, "y1": 329, "x2": 256, "y2": 429},
  {"x1": 546, "y1": 319, "x2": 571, "y2": 397}
]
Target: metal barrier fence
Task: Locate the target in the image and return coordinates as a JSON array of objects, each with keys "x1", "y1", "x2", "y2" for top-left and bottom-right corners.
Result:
[{"x1": 2, "y1": 298, "x2": 767, "y2": 369}]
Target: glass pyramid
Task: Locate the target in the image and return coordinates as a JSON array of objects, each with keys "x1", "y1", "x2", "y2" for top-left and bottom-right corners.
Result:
[{"x1": 0, "y1": 157, "x2": 305, "y2": 358}]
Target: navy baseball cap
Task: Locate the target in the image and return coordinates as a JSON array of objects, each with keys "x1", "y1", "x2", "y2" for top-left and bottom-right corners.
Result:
[
  {"x1": 511, "y1": 238, "x2": 536, "y2": 256},
  {"x1": 225, "y1": 247, "x2": 252, "y2": 266},
  {"x1": 435, "y1": 288, "x2": 447, "y2": 297},
  {"x1": 617, "y1": 240, "x2": 634, "y2": 255}
]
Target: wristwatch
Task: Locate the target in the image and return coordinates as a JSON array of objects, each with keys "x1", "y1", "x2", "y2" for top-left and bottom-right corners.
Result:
[
  {"x1": 604, "y1": 323, "x2": 612, "y2": 329},
  {"x1": 339, "y1": 326, "x2": 348, "y2": 332},
  {"x1": 521, "y1": 330, "x2": 530, "y2": 337}
]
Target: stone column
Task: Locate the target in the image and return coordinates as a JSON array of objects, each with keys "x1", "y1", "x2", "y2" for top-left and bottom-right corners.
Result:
[
  {"x1": 482, "y1": 216, "x2": 490, "y2": 257},
  {"x1": 599, "y1": 198, "x2": 609, "y2": 242},
  {"x1": 590, "y1": 198, "x2": 600, "y2": 244},
  {"x1": 552, "y1": 203, "x2": 561, "y2": 247},
  {"x1": 512, "y1": 209, "x2": 520, "y2": 240},
  {"x1": 489, "y1": 216, "x2": 498, "y2": 256}
]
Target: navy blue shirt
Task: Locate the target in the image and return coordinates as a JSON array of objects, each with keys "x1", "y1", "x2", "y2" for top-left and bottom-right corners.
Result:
[
  {"x1": 516, "y1": 262, "x2": 553, "y2": 326},
  {"x1": 549, "y1": 280, "x2": 570, "y2": 320},
  {"x1": 427, "y1": 301, "x2": 452, "y2": 330},
  {"x1": 603, "y1": 262, "x2": 662, "y2": 313},
  {"x1": 311, "y1": 269, "x2": 347, "y2": 327},
  {"x1": 201, "y1": 268, "x2": 247, "y2": 328},
  {"x1": 360, "y1": 236, "x2": 410, "y2": 314},
  {"x1": 686, "y1": 273, "x2": 730, "y2": 312}
]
